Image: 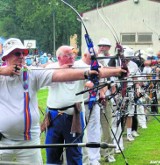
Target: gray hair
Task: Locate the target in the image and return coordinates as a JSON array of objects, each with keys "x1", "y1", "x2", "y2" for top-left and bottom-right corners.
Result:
[{"x1": 56, "y1": 45, "x2": 72, "y2": 57}]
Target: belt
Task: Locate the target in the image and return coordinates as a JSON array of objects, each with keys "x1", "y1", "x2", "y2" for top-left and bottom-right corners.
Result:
[
  {"x1": 47, "y1": 104, "x2": 75, "y2": 111},
  {"x1": 48, "y1": 102, "x2": 82, "y2": 134}
]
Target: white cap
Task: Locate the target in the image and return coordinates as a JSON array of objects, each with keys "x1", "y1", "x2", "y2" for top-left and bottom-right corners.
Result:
[
  {"x1": 139, "y1": 50, "x2": 147, "y2": 60},
  {"x1": 2, "y1": 38, "x2": 28, "y2": 61},
  {"x1": 146, "y1": 47, "x2": 154, "y2": 57},
  {"x1": 123, "y1": 45, "x2": 134, "y2": 57},
  {"x1": 43, "y1": 53, "x2": 47, "y2": 56},
  {"x1": 97, "y1": 38, "x2": 111, "y2": 46}
]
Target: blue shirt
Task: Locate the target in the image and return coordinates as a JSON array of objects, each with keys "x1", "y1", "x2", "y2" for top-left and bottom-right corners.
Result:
[
  {"x1": 25, "y1": 58, "x2": 32, "y2": 66},
  {"x1": 39, "y1": 56, "x2": 48, "y2": 64}
]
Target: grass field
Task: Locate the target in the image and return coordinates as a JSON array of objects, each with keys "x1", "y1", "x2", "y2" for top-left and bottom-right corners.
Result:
[{"x1": 38, "y1": 88, "x2": 160, "y2": 165}]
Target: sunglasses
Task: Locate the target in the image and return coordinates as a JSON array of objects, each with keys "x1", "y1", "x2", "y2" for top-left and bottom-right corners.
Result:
[{"x1": 13, "y1": 52, "x2": 25, "y2": 57}]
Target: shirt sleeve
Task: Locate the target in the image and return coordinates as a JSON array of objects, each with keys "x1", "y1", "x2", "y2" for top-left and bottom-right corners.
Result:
[{"x1": 30, "y1": 70, "x2": 53, "y2": 91}]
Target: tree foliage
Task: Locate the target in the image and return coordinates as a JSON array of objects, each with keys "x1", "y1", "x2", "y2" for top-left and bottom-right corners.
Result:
[{"x1": 0, "y1": 0, "x2": 120, "y2": 54}]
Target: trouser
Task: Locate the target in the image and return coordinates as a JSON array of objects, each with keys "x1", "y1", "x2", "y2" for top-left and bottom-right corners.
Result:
[
  {"x1": 100, "y1": 101, "x2": 114, "y2": 158},
  {"x1": 81, "y1": 102, "x2": 90, "y2": 165},
  {"x1": 151, "y1": 91, "x2": 158, "y2": 113},
  {"x1": 137, "y1": 104, "x2": 147, "y2": 127},
  {"x1": 85, "y1": 104, "x2": 101, "y2": 164},
  {"x1": 82, "y1": 130, "x2": 90, "y2": 165},
  {"x1": 112, "y1": 116, "x2": 124, "y2": 151},
  {"x1": 132, "y1": 107, "x2": 138, "y2": 132},
  {"x1": 45, "y1": 110, "x2": 84, "y2": 165},
  {"x1": 0, "y1": 136, "x2": 42, "y2": 165},
  {"x1": 62, "y1": 103, "x2": 90, "y2": 165}
]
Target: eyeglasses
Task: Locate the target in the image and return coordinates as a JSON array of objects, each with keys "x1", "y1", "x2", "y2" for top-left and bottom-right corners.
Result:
[
  {"x1": 63, "y1": 53, "x2": 74, "y2": 58},
  {"x1": 13, "y1": 52, "x2": 25, "y2": 57}
]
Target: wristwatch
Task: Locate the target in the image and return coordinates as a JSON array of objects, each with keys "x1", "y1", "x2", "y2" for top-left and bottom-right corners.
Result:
[{"x1": 84, "y1": 70, "x2": 89, "y2": 79}]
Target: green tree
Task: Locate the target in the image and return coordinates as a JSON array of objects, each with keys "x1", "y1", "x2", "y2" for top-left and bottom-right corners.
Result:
[{"x1": 0, "y1": 0, "x2": 116, "y2": 53}]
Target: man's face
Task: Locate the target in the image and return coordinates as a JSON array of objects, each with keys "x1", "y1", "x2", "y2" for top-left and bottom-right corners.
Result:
[
  {"x1": 58, "y1": 48, "x2": 75, "y2": 66},
  {"x1": 5, "y1": 49, "x2": 26, "y2": 66},
  {"x1": 98, "y1": 45, "x2": 111, "y2": 56},
  {"x1": 84, "y1": 48, "x2": 98, "y2": 65},
  {"x1": 85, "y1": 53, "x2": 92, "y2": 64}
]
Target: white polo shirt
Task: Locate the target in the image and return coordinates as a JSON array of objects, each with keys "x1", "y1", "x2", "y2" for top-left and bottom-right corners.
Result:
[
  {"x1": 0, "y1": 67, "x2": 53, "y2": 140},
  {"x1": 46, "y1": 62, "x2": 86, "y2": 115}
]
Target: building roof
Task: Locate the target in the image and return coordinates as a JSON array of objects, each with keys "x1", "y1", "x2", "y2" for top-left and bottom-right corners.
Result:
[
  {"x1": 149, "y1": 0, "x2": 160, "y2": 3},
  {"x1": 82, "y1": 0, "x2": 127, "y2": 15},
  {"x1": 82, "y1": 0, "x2": 160, "y2": 15}
]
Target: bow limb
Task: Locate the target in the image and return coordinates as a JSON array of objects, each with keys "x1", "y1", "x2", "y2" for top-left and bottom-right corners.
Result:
[
  {"x1": 61, "y1": 0, "x2": 100, "y2": 111},
  {"x1": 97, "y1": 3, "x2": 120, "y2": 43},
  {"x1": 115, "y1": 43, "x2": 129, "y2": 97},
  {"x1": 97, "y1": 4, "x2": 129, "y2": 97},
  {"x1": 85, "y1": 34, "x2": 100, "y2": 110}
]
